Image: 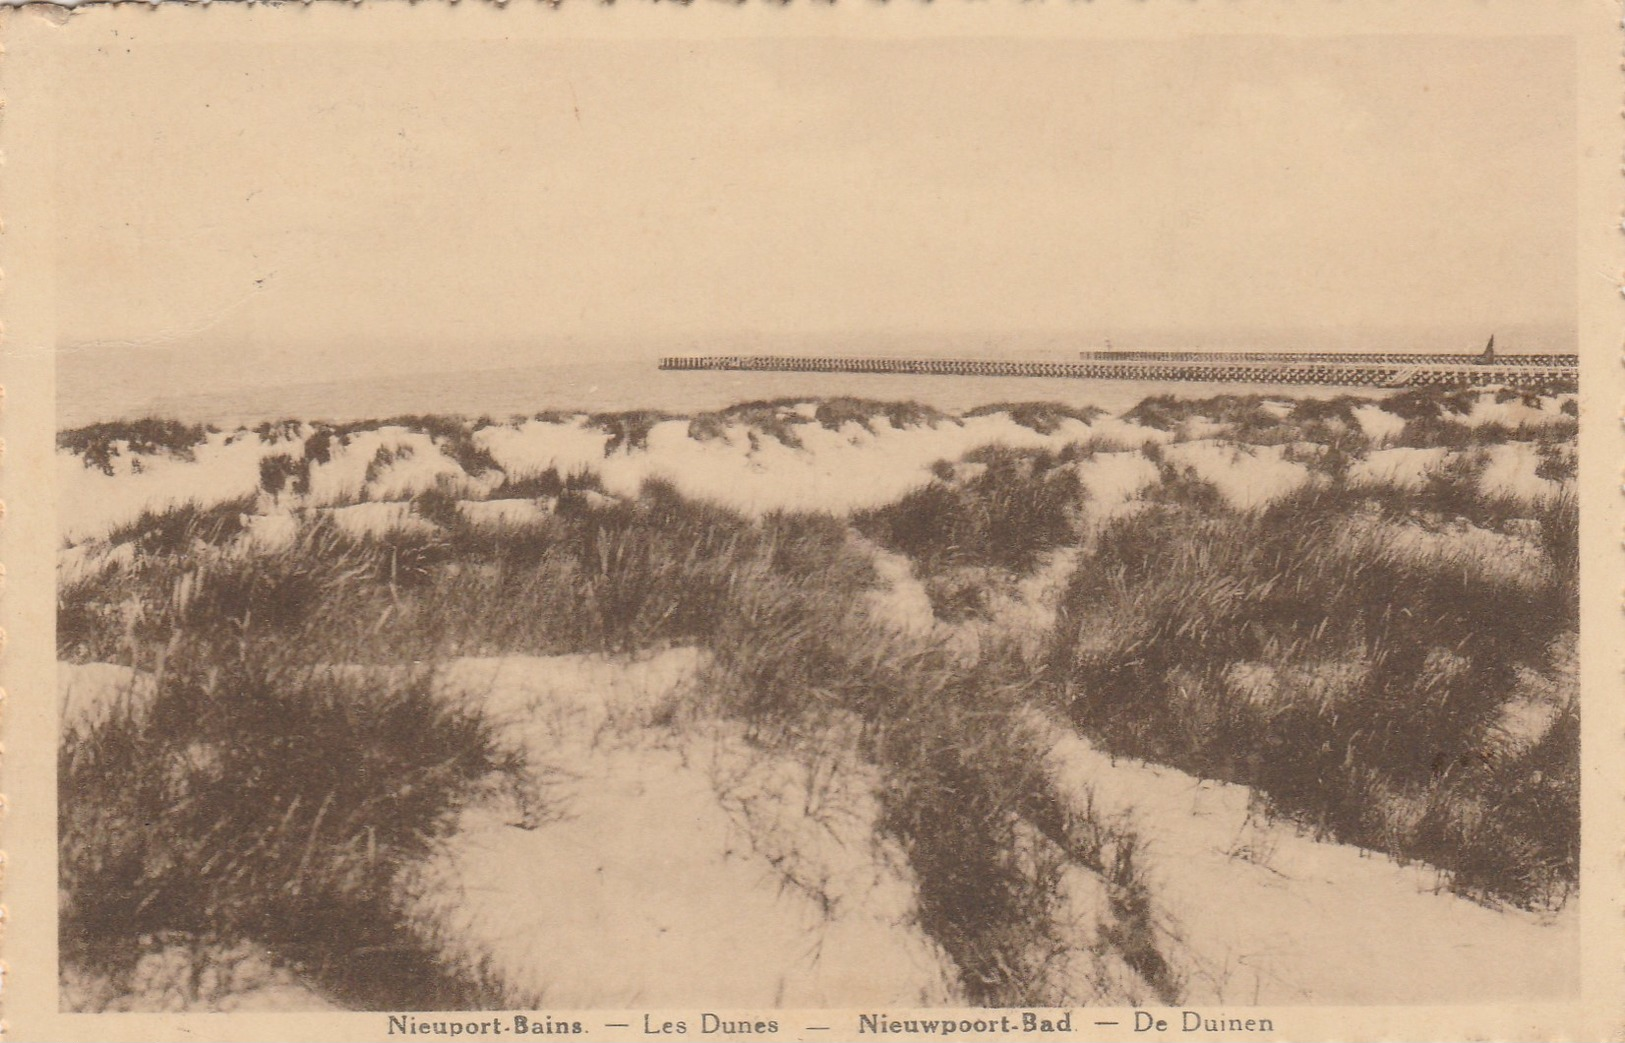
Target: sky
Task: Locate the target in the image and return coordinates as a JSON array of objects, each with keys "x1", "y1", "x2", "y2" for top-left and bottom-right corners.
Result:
[{"x1": 47, "y1": 28, "x2": 1576, "y2": 402}]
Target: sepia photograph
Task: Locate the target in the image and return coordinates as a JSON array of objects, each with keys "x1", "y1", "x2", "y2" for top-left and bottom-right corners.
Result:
[{"x1": 3, "y1": 3, "x2": 1620, "y2": 1040}]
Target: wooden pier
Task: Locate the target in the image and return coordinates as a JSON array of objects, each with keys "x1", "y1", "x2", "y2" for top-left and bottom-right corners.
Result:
[{"x1": 658, "y1": 352, "x2": 1577, "y2": 391}]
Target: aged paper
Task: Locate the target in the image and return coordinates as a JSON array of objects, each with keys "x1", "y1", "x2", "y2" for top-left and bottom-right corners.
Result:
[{"x1": 3, "y1": 2, "x2": 1621, "y2": 1040}]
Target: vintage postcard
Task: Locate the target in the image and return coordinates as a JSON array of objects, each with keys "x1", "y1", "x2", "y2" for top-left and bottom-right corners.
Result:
[{"x1": 2, "y1": 2, "x2": 1621, "y2": 1040}]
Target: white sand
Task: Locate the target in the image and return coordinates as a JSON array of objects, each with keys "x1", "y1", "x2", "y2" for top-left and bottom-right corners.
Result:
[
  {"x1": 1033, "y1": 716, "x2": 1576, "y2": 1005},
  {"x1": 1463, "y1": 394, "x2": 1573, "y2": 429},
  {"x1": 1160, "y1": 441, "x2": 1312, "y2": 510},
  {"x1": 59, "y1": 662, "x2": 154, "y2": 737},
  {"x1": 861, "y1": 544, "x2": 941, "y2": 641},
  {"x1": 1352, "y1": 404, "x2": 1408, "y2": 443},
  {"x1": 62, "y1": 399, "x2": 1568, "y2": 546},
  {"x1": 1347, "y1": 446, "x2": 1451, "y2": 488},
  {"x1": 1375, "y1": 517, "x2": 1549, "y2": 586},
  {"x1": 407, "y1": 650, "x2": 959, "y2": 1008},
  {"x1": 61, "y1": 940, "x2": 334, "y2": 1014},
  {"x1": 1478, "y1": 441, "x2": 1565, "y2": 503},
  {"x1": 457, "y1": 498, "x2": 551, "y2": 528},
  {"x1": 975, "y1": 546, "x2": 1082, "y2": 659},
  {"x1": 322, "y1": 501, "x2": 436, "y2": 539},
  {"x1": 60, "y1": 431, "x2": 271, "y2": 546},
  {"x1": 241, "y1": 511, "x2": 301, "y2": 551},
  {"x1": 581, "y1": 413, "x2": 1078, "y2": 515},
  {"x1": 1074, "y1": 452, "x2": 1161, "y2": 519},
  {"x1": 475, "y1": 418, "x2": 613, "y2": 480}
]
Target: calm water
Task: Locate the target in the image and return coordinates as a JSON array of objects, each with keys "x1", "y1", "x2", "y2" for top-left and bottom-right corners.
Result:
[{"x1": 58, "y1": 359, "x2": 1385, "y2": 430}]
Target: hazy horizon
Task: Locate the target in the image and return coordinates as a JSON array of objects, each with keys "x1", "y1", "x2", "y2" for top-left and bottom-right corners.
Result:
[
  {"x1": 61, "y1": 317, "x2": 1577, "y2": 426},
  {"x1": 48, "y1": 32, "x2": 1575, "y2": 412}
]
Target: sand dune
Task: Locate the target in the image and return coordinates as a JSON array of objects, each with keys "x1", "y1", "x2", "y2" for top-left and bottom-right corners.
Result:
[{"x1": 57, "y1": 386, "x2": 1579, "y2": 1011}]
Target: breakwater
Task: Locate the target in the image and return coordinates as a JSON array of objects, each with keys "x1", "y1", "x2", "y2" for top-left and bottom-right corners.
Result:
[
  {"x1": 659, "y1": 353, "x2": 1577, "y2": 390},
  {"x1": 1073, "y1": 349, "x2": 1578, "y2": 368}
]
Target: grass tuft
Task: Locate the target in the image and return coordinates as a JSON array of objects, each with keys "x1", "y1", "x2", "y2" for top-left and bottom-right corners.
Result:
[
  {"x1": 61, "y1": 635, "x2": 524, "y2": 1010},
  {"x1": 60, "y1": 419, "x2": 217, "y2": 476},
  {"x1": 587, "y1": 410, "x2": 681, "y2": 455},
  {"x1": 855, "y1": 445, "x2": 1082, "y2": 577},
  {"x1": 812, "y1": 397, "x2": 955, "y2": 434},
  {"x1": 687, "y1": 400, "x2": 809, "y2": 449},
  {"x1": 965, "y1": 402, "x2": 1107, "y2": 435},
  {"x1": 1048, "y1": 473, "x2": 1578, "y2": 909}
]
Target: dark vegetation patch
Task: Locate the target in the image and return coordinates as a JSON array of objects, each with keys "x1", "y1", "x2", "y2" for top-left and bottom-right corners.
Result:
[
  {"x1": 854, "y1": 446, "x2": 1082, "y2": 578},
  {"x1": 1121, "y1": 394, "x2": 1285, "y2": 439},
  {"x1": 919, "y1": 568, "x2": 996, "y2": 624},
  {"x1": 1535, "y1": 442, "x2": 1577, "y2": 483},
  {"x1": 319, "y1": 416, "x2": 499, "y2": 475},
  {"x1": 104, "y1": 495, "x2": 257, "y2": 556},
  {"x1": 965, "y1": 402, "x2": 1107, "y2": 435},
  {"x1": 1120, "y1": 387, "x2": 1578, "y2": 458},
  {"x1": 364, "y1": 444, "x2": 416, "y2": 485},
  {"x1": 488, "y1": 465, "x2": 604, "y2": 501},
  {"x1": 378, "y1": 416, "x2": 501, "y2": 477},
  {"x1": 1123, "y1": 394, "x2": 1378, "y2": 458},
  {"x1": 61, "y1": 640, "x2": 523, "y2": 1011},
  {"x1": 1048, "y1": 473, "x2": 1579, "y2": 909},
  {"x1": 412, "y1": 484, "x2": 466, "y2": 530},
  {"x1": 586, "y1": 410, "x2": 682, "y2": 455},
  {"x1": 255, "y1": 419, "x2": 304, "y2": 445},
  {"x1": 253, "y1": 417, "x2": 507, "y2": 498},
  {"x1": 1323, "y1": 453, "x2": 1561, "y2": 540},
  {"x1": 60, "y1": 419, "x2": 218, "y2": 476},
  {"x1": 259, "y1": 452, "x2": 304, "y2": 497},
  {"x1": 1388, "y1": 416, "x2": 1577, "y2": 451},
  {"x1": 1138, "y1": 447, "x2": 1227, "y2": 514},
  {"x1": 812, "y1": 397, "x2": 955, "y2": 434},
  {"x1": 63, "y1": 473, "x2": 874, "y2": 667},
  {"x1": 1382, "y1": 387, "x2": 1482, "y2": 421},
  {"x1": 526, "y1": 410, "x2": 581, "y2": 426},
  {"x1": 1376, "y1": 388, "x2": 1577, "y2": 451},
  {"x1": 687, "y1": 399, "x2": 808, "y2": 449}
]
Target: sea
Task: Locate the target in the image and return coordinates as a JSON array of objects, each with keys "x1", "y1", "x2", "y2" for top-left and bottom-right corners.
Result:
[{"x1": 57, "y1": 359, "x2": 1376, "y2": 431}]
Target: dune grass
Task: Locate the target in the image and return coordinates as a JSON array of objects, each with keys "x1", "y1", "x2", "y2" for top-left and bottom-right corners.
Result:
[
  {"x1": 687, "y1": 399, "x2": 809, "y2": 449},
  {"x1": 1123, "y1": 394, "x2": 1381, "y2": 457},
  {"x1": 60, "y1": 392, "x2": 1579, "y2": 1009},
  {"x1": 812, "y1": 397, "x2": 955, "y2": 433},
  {"x1": 704, "y1": 561, "x2": 1166, "y2": 1004},
  {"x1": 60, "y1": 630, "x2": 525, "y2": 1010},
  {"x1": 60, "y1": 419, "x2": 218, "y2": 476},
  {"x1": 253, "y1": 419, "x2": 305, "y2": 445},
  {"x1": 586, "y1": 409, "x2": 682, "y2": 455},
  {"x1": 62, "y1": 457, "x2": 1165, "y2": 1006},
  {"x1": 855, "y1": 445, "x2": 1083, "y2": 577},
  {"x1": 1122, "y1": 394, "x2": 1285, "y2": 437},
  {"x1": 965, "y1": 401, "x2": 1107, "y2": 434},
  {"x1": 487, "y1": 464, "x2": 604, "y2": 501},
  {"x1": 1048, "y1": 469, "x2": 1578, "y2": 909},
  {"x1": 103, "y1": 494, "x2": 258, "y2": 555}
]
